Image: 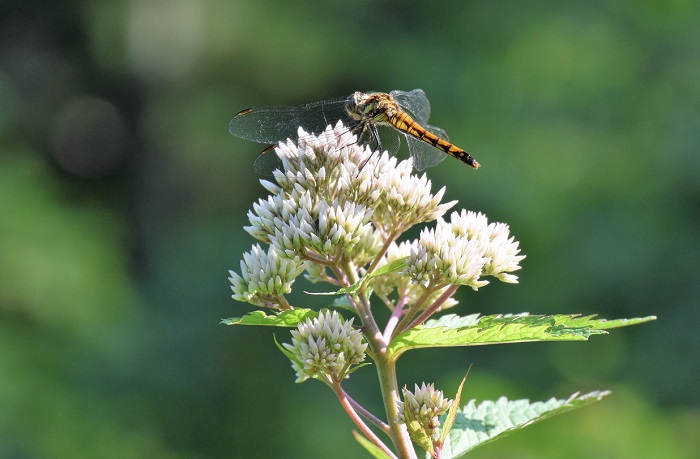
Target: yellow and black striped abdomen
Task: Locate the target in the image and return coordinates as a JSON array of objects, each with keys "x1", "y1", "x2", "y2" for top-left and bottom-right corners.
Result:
[{"x1": 388, "y1": 111, "x2": 480, "y2": 169}]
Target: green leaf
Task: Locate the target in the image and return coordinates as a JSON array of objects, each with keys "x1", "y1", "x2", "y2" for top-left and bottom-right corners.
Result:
[
  {"x1": 407, "y1": 418, "x2": 435, "y2": 456},
  {"x1": 306, "y1": 257, "x2": 408, "y2": 296},
  {"x1": 352, "y1": 431, "x2": 394, "y2": 459},
  {"x1": 389, "y1": 313, "x2": 654, "y2": 358},
  {"x1": 432, "y1": 391, "x2": 611, "y2": 458},
  {"x1": 368, "y1": 257, "x2": 409, "y2": 277},
  {"x1": 559, "y1": 314, "x2": 657, "y2": 329},
  {"x1": 423, "y1": 314, "x2": 482, "y2": 328},
  {"x1": 273, "y1": 334, "x2": 301, "y2": 367},
  {"x1": 345, "y1": 362, "x2": 372, "y2": 376},
  {"x1": 440, "y1": 367, "x2": 471, "y2": 445},
  {"x1": 274, "y1": 334, "x2": 315, "y2": 385},
  {"x1": 221, "y1": 308, "x2": 318, "y2": 327},
  {"x1": 330, "y1": 294, "x2": 358, "y2": 314}
]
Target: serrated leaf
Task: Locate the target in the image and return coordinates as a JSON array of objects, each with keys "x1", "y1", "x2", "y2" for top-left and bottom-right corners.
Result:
[
  {"x1": 440, "y1": 368, "x2": 471, "y2": 445},
  {"x1": 425, "y1": 314, "x2": 483, "y2": 328},
  {"x1": 562, "y1": 315, "x2": 657, "y2": 329},
  {"x1": 305, "y1": 257, "x2": 408, "y2": 296},
  {"x1": 352, "y1": 431, "x2": 394, "y2": 459},
  {"x1": 221, "y1": 308, "x2": 317, "y2": 327},
  {"x1": 433, "y1": 391, "x2": 611, "y2": 458},
  {"x1": 389, "y1": 313, "x2": 654, "y2": 358}
]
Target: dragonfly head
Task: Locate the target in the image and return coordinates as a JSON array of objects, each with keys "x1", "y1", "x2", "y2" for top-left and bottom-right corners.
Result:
[{"x1": 344, "y1": 92, "x2": 365, "y2": 122}]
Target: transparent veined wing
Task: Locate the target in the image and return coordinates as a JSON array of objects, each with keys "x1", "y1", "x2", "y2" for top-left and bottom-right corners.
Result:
[
  {"x1": 390, "y1": 89, "x2": 449, "y2": 169},
  {"x1": 229, "y1": 96, "x2": 350, "y2": 144},
  {"x1": 231, "y1": 96, "x2": 357, "y2": 176},
  {"x1": 357, "y1": 122, "x2": 402, "y2": 155},
  {"x1": 251, "y1": 121, "x2": 403, "y2": 177},
  {"x1": 253, "y1": 146, "x2": 285, "y2": 176},
  {"x1": 390, "y1": 89, "x2": 431, "y2": 125},
  {"x1": 406, "y1": 124, "x2": 450, "y2": 171},
  {"x1": 375, "y1": 124, "x2": 402, "y2": 154}
]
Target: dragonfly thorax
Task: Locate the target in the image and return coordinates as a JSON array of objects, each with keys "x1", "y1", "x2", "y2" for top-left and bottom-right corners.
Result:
[{"x1": 345, "y1": 92, "x2": 397, "y2": 125}]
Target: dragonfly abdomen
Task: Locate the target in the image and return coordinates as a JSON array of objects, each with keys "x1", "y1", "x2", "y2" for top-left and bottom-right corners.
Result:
[{"x1": 388, "y1": 112, "x2": 480, "y2": 169}]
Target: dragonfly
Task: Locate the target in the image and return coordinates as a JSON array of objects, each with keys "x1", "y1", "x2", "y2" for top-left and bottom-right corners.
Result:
[{"x1": 228, "y1": 89, "x2": 479, "y2": 175}]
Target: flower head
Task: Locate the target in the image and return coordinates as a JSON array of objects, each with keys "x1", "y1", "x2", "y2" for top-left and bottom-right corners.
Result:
[
  {"x1": 405, "y1": 218, "x2": 489, "y2": 290},
  {"x1": 370, "y1": 154, "x2": 456, "y2": 235},
  {"x1": 283, "y1": 310, "x2": 367, "y2": 383},
  {"x1": 398, "y1": 383, "x2": 453, "y2": 440},
  {"x1": 481, "y1": 221, "x2": 526, "y2": 282},
  {"x1": 228, "y1": 244, "x2": 305, "y2": 309},
  {"x1": 404, "y1": 210, "x2": 525, "y2": 290},
  {"x1": 449, "y1": 210, "x2": 525, "y2": 283}
]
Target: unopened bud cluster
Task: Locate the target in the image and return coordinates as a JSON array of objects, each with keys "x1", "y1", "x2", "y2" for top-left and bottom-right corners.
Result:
[
  {"x1": 398, "y1": 383, "x2": 453, "y2": 439},
  {"x1": 228, "y1": 244, "x2": 305, "y2": 309},
  {"x1": 283, "y1": 310, "x2": 367, "y2": 383}
]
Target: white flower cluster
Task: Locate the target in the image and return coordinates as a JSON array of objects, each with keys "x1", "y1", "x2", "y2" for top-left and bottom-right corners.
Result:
[
  {"x1": 398, "y1": 383, "x2": 452, "y2": 439},
  {"x1": 369, "y1": 154, "x2": 455, "y2": 235},
  {"x1": 257, "y1": 190, "x2": 376, "y2": 262},
  {"x1": 228, "y1": 244, "x2": 305, "y2": 309},
  {"x1": 283, "y1": 310, "x2": 367, "y2": 383},
  {"x1": 230, "y1": 122, "x2": 524, "y2": 314},
  {"x1": 405, "y1": 210, "x2": 525, "y2": 290},
  {"x1": 449, "y1": 209, "x2": 525, "y2": 283},
  {"x1": 231, "y1": 122, "x2": 455, "y2": 307}
]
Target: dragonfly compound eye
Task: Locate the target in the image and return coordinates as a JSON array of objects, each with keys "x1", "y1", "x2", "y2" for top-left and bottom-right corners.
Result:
[{"x1": 345, "y1": 93, "x2": 363, "y2": 122}]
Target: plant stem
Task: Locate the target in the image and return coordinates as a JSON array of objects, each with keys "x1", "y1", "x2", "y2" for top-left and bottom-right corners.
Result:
[
  {"x1": 343, "y1": 389, "x2": 391, "y2": 434},
  {"x1": 393, "y1": 285, "x2": 439, "y2": 337},
  {"x1": 373, "y1": 348, "x2": 418, "y2": 459},
  {"x1": 383, "y1": 294, "x2": 408, "y2": 341},
  {"x1": 366, "y1": 230, "x2": 398, "y2": 275},
  {"x1": 408, "y1": 284, "x2": 459, "y2": 330},
  {"x1": 332, "y1": 382, "x2": 397, "y2": 459}
]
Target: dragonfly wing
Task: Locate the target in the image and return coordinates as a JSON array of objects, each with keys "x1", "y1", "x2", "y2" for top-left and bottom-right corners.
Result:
[
  {"x1": 406, "y1": 124, "x2": 449, "y2": 171},
  {"x1": 375, "y1": 124, "x2": 401, "y2": 154},
  {"x1": 253, "y1": 146, "x2": 284, "y2": 176},
  {"x1": 427, "y1": 123, "x2": 449, "y2": 142},
  {"x1": 229, "y1": 96, "x2": 349, "y2": 144},
  {"x1": 390, "y1": 89, "x2": 431, "y2": 125}
]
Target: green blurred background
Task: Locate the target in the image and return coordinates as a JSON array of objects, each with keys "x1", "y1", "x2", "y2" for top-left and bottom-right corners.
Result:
[{"x1": 1, "y1": 1, "x2": 698, "y2": 458}]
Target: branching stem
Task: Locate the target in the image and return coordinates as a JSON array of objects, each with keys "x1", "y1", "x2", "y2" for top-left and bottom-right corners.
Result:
[
  {"x1": 343, "y1": 389, "x2": 391, "y2": 434},
  {"x1": 408, "y1": 284, "x2": 460, "y2": 330},
  {"x1": 332, "y1": 381, "x2": 397, "y2": 459}
]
